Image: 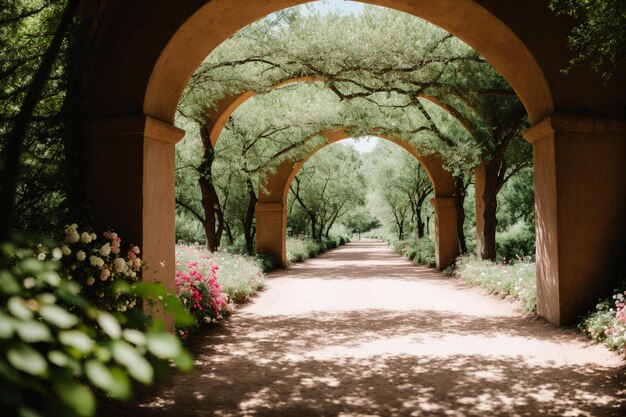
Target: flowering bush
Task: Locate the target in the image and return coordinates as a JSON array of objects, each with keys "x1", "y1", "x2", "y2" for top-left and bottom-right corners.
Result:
[
  {"x1": 176, "y1": 243, "x2": 265, "y2": 304},
  {"x1": 0, "y1": 234, "x2": 192, "y2": 417},
  {"x1": 175, "y1": 259, "x2": 231, "y2": 326},
  {"x1": 57, "y1": 224, "x2": 141, "y2": 312},
  {"x1": 579, "y1": 287, "x2": 626, "y2": 351},
  {"x1": 453, "y1": 255, "x2": 537, "y2": 313}
]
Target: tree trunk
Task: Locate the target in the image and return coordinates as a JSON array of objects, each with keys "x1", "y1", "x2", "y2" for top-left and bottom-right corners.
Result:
[
  {"x1": 416, "y1": 206, "x2": 425, "y2": 239},
  {"x1": 198, "y1": 126, "x2": 223, "y2": 251},
  {"x1": 309, "y1": 213, "x2": 317, "y2": 240},
  {"x1": 243, "y1": 179, "x2": 257, "y2": 255},
  {"x1": 0, "y1": 0, "x2": 79, "y2": 240},
  {"x1": 454, "y1": 175, "x2": 468, "y2": 253},
  {"x1": 224, "y1": 221, "x2": 234, "y2": 245},
  {"x1": 481, "y1": 161, "x2": 500, "y2": 261}
]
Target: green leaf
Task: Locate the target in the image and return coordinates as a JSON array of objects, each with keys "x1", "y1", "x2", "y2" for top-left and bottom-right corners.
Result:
[
  {"x1": 39, "y1": 304, "x2": 78, "y2": 329},
  {"x1": 7, "y1": 344, "x2": 48, "y2": 376},
  {"x1": 40, "y1": 270, "x2": 61, "y2": 286},
  {"x1": 0, "y1": 270, "x2": 21, "y2": 294},
  {"x1": 108, "y1": 367, "x2": 132, "y2": 400},
  {"x1": 59, "y1": 330, "x2": 95, "y2": 354},
  {"x1": 54, "y1": 380, "x2": 95, "y2": 417},
  {"x1": 0, "y1": 312, "x2": 14, "y2": 338},
  {"x1": 146, "y1": 330, "x2": 181, "y2": 358},
  {"x1": 8, "y1": 297, "x2": 34, "y2": 320},
  {"x1": 122, "y1": 328, "x2": 146, "y2": 346},
  {"x1": 97, "y1": 312, "x2": 121, "y2": 339},
  {"x1": 85, "y1": 360, "x2": 130, "y2": 400},
  {"x1": 18, "y1": 258, "x2": 45, "y2": 274},
  {"x1": 111, "y1": 340, "x2": 153, "y2": 384},
  {"x1": 18, "y1": 407, "x2": 43, "y2": 417},
  {"x1": 15, "y1": 320, "x2": 51, "y2": 342},
  {"x1": 174, "y1": 350, "x2": 194, "y2": 372}
]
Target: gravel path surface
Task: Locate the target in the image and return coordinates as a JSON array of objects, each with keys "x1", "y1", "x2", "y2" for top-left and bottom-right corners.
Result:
[{"x1": 102, "y1": 240, "x2": 626, "y2": 416}]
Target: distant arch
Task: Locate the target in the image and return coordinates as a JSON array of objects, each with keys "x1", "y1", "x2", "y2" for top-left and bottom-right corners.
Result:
[{"x1": 255, "y1": 128, "x2": 459, "y2": 269}]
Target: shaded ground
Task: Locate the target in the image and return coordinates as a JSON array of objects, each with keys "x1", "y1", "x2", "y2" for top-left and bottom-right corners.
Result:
[{"x1": 101, "y1": 240, "x2": 626, "y2": 416}]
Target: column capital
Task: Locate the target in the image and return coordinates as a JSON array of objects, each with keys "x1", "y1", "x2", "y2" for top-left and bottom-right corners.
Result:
[
  {"x1": 430, "y1": 197, "x2": 455, "y2": 207},
  {"x1": 85, "y1": 115, "x2": 185, "y2": 144},
  {"x1": 524, "y1": 114, "x2": 626, "y2": 144},
  {"x1": 256, "y1": 202, "x2": 285, "y2": 212}
]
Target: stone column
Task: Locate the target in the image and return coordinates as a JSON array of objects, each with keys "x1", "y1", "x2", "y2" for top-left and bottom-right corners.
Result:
[
  {"x1": 431, "y1": 197, "x2": 460, "y2": 270},
  {"x1": 474, "y1": 163, "x2": 486, "y2": 258},
  {"x1": 84, "y1": 116, "x2": 184, "y2": 298},
  {"x1": 525, "y1": 115, "x2": 626, "y2": 325},
  {"x1": 255, "y1": 202, "x2": 287, "y2": 267}
]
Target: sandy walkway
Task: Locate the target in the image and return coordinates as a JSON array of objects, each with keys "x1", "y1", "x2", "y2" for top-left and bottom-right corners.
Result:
[{"x1": 102, "y1": 240, "x2": 626, "y2": 416}]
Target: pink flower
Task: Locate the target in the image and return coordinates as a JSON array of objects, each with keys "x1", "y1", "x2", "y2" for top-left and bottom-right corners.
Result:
[{"x1": 100, "y1": 269, "x2": 111, "y2": 281}]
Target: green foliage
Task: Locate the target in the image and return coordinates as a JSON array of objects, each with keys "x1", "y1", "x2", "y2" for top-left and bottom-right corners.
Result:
[
  {"x1": 495, "y1": 221, "x2": 536, "y2": 262},
  {"x1": 454, "y1": 255, "x2": 537, "y2": 313},
  {"x1": 1, "y1": 0, "x2": 88, "y2": 235},
  {"x1": 0, "y1": 235, "x2": 192, "y2": 417},
  {"x1": 550, "y1": 0, "x2": 626, "y2": 80},
  {"x1": 288, "y1": 142, "x2": 367, "y2": 241},
  {"x1": 390, "y1": 235, "x2": 436, "y2": 267},
  {"x1": 285, "y1": 233, "x2": 350, "y2": 265}
]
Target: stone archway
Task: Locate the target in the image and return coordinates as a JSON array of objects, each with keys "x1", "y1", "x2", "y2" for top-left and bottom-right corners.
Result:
[
  {"x1": 83, "y1": 0, "x2": 626, "y2": 325},
  {"x1": 253, "y1": 129, "x2": 458, "y2": 270}
]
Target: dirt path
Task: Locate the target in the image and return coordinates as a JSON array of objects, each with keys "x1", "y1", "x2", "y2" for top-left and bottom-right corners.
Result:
[{"x1": 104, "y1": 240, "x2": 626, "y2": 416}]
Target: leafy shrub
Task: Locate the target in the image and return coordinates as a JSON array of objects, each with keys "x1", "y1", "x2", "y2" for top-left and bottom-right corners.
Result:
[
  {"x1": 405, "y1": 236, "x2": 436, "y2": 267},
  {"x1": 454, "y1": 255, "x2": 537, "y2": 313},
  {"x1": 0, "y1": 234, "x2": 192, "y2": 417},
  {"x1": 256, "y1": 253, "x2": 277, "y2": 273},
  {"x1": 390, "y1": 235, "x2": 436, "y2": 267},
  {"x1": 286, "y1": 236, "x2": 310, "y2": 264},
  {"x1": 176, "y1": 244, "x2": 264, "y2": 304},
  {"x1": 286, "y1": 235, "x2": 349, "y2": 265},
  {"x1": 496, "y1": 221, "x2": 536, "y2": 262}
]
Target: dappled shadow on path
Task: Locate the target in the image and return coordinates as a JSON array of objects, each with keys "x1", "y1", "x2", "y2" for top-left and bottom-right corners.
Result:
[
  {"x1": 101, "y1": 309, "x2": 626, "y2": 417},
  {"x1": 98, "y1": 241, "x2": 626, "y2": 416}
]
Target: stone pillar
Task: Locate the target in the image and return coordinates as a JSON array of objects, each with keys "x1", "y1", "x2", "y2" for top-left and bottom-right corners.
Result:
[
  {"x1": 431, "y1": 197, "x2": 459, "y2": 270},
  {"x1": 85, "y1": 116, "x2": 184, "y2": 299},
  {"x1": 474, "y1": 163, "x2": 486, "y2": 258},
  {"x1": 255, "y1": 202, "x2": 287, "y2": 267},
  {"x1": 524, "y1": 115, "x2": 626, "y2": 325}
]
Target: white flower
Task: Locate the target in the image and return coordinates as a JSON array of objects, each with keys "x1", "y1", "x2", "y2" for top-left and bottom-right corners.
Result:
[
  {"x1": 52, "y1": 248, "x2": 62, "y2": 260},
  {"x1": 113, "y1": 258, "x2": 128, "y2": 273},
  {"x1": 118, "y1": 305, "x2": 127, "y2": 312},
  {"x1": 76, "y1": 251, "x2": 86, "y2": 261},
  {"x1": 23, "y1": 277, "x2": 36, "y2": 289},
  {"x1": 89, "y1": 255, "x2": 104, "y2": 268},
  {"x1": 65, "y1": 224, "x2": 80, "y2": 244},
  {"x1": 90, "y1": 233, "x2": 97, "y2": 241},
  {"x1": 131, "y1": 246, "x2": 140, "y2": 255},
  {"x1": 81, "y1": 232, "x2": 92, "y2": 244},
  {"x1": 61, "y1": 245, "x2": 71, "y2": 256},
  {"x1": 86, "y1": 277, "x2": 95, "y2": 286},
  {"x1": 99, "y1": 243, "x2": 111, "y2": 257},
  {"x1": 37, "y1": 253, "x2": 46, "y2": 261}
]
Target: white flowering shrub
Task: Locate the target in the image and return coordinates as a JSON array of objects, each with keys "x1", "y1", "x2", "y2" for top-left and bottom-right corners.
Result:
[
  {"x1": 59, "y1": 224, "x2": 141, "y2": 312},
  {"x1": 0, "y1": 235, "x2": 193, "y2": 417}
]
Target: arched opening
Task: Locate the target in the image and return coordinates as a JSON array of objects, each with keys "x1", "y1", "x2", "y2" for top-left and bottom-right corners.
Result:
[
  {"x1": 253, "y1": 129, "x2": 458, "y2": 270},
  {"x1": 83, "y1": 0, "x2": 626, "y2": 326}
]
